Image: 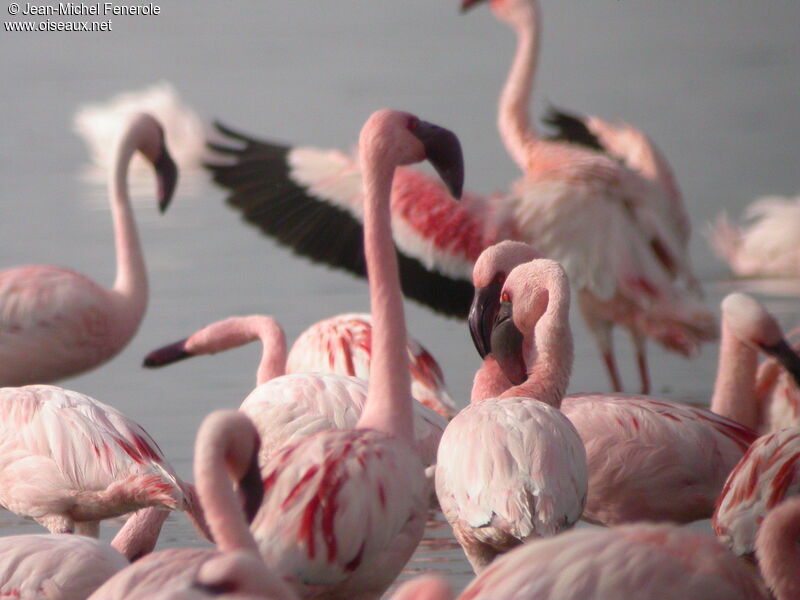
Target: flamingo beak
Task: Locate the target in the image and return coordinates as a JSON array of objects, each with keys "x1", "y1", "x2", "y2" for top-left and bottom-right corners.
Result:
[
  {"x1": 142, "y1": 339, "x2": 192, "y2": 368},
  {"x1": 469, "y1": 278, "x2": 505, "y2": 358},
  {"x1": 411, "y1": 120, "x2": 464, "y2": 200},
  {"x1": 762, "y1": 339, "x2": 800, "y2": 389},
  {"x1": 461, "y1": 0, "x2": 488, "y2": 13},
  {"x1": 239, "y1": 449, "x2": 264, "y2": 523},
  {"x1": 490, "y1": 301, "x2": 527, "y2": 385},
  {"x1": 154, "y1": 141, "x2": 178, "y2": 213}
]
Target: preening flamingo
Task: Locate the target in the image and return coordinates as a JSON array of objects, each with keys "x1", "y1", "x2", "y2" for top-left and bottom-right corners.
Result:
[
  {"x1": 754, "y1": 326, "x2": 800, "y2": 433},
  {"x1": 714, "y1": 427, "x2": 800, "y2": 560},
  {"x1": 755, "y1": 496, "x2": 800, "y2": 600},
  {"x1": 710, "y1": 193, "x2": 800, "y2": 278},
  {"x1": 0, "y1": 385, "x2": 203, "y2": 537},
  {"x1": 144, "y1": 312, "x2": 455, "y2": 419},
  {"x1": 205, "y1": 0, "x2": 713, "y2": 396},
  {"x1": 0, "y1": 112, "x2": 177, "y2": 386},
  {"x1": 457, "y1": 522, "x2": 767, "y2": 600},
  {"x1": 436, "y1": 259, "x2": 588, "y2": 573},
  {"x1": 248, "y1": 109, "x2": 464, "y2": 599},
  {"x1": 468, "y1": 247, "x2": 763, "y2": 524},
  {"x1": 88, "y1": 410, "x2": 293, "y2": 600},
  {"x1": 0, "y1": 508, "x2": 172, "y2": 600},
  {"x1": 143, "y1": 315, "x2": 447, "y2": 467}
]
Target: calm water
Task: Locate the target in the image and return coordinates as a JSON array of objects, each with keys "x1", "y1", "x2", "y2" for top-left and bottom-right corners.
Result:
[{"x1": 1, "y1": 0, "x2": 799, "y2": 594}]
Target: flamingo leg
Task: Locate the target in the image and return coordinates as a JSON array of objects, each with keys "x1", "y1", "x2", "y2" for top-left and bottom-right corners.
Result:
[
  {"x1": 580, "y1": 294, "x2": 622, "y2": 392},
  {"x1": 630, "y1": 331, "x2": 651, "y2": 395}
]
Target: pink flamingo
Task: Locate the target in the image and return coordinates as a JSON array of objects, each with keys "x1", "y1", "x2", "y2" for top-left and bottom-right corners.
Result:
[
  {"x1": 0, "y1": 113, "x2": 177, "y2": 387},
  {"x1": 469, "y1": 247, "x2": 769, "y2": 525},
  {"x1": 205, "y1": 1, "x2": 712, "y2": 396},
  {"x1": 142, "y1": 315, "x2": 447, "y2": 467},
  {"x1": 144, "y1": 312, "x2": 455, "y2": 419},
  {"x1": 436, "y1": 259, "x2": 588, "y2": 573},
  {"x1": 457, "y1": 522, "x2": 768, "y2": 600},
  {"x1": 0, "y1": 508, "x2": 171, "y2": 600},
  {"x1": 710, "y1": 193, "x2": 800, "y2": 278},
  {"x1": 247, "y1": 109, "x2": 464, "y2": 599},
  {"x1": 754, "y1": 326, "x2": 800, "y2": 433},
  {"x1": 755, "y1": 496, "x2": 800, "y2": 600},
  {"x1": 388, "y1": 576, "x2": 453, "y2": 600},
  {"x1": 713, "y1": 427, "x2": 800, "y2": 560},
  {"x1": 0, "y1": 385, "x2": 207, "y2": 537},
  {"x1": 88, "y1": 410, "x2": 296, "y2": 600}
]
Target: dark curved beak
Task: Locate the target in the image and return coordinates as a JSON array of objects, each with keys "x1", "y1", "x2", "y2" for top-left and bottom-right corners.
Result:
[
  {"x1": 411, "y1": 120, "x2": 464, "y2": 200},
  {"x1": 154, "y1": 141, "x2": 178, "y2": 213},
  {"x1": 239, "y1": 448, "x2": 264, "y2": 523},
  {"x1": 490, "y1": 301, "x2": 527, "y2": 385},
  {"x1": 762, "y1": 339, "x2": 800, "y2": 389},
  {"x1": 469, "y1": 278, "x2": 505, "y2": 359},
  {"x1": 461, "y1": 0, "x2": 488, "y2": 13},
  {"x1": 142, "y1": 339, "x2": 192, "y2": 368}
]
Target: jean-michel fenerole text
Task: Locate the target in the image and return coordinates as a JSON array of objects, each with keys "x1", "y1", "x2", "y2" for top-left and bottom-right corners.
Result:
[{"x1": 20, "y1": 2, "x2": 160, "y2": 16}]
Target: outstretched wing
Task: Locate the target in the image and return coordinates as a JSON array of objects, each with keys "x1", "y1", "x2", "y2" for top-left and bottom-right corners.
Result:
[{"x1": 206, "y1": 122, "x2": 516, "y2": 319}]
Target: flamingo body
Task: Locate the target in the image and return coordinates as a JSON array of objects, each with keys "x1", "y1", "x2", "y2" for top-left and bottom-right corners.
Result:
[
  {"x1": 239, "y1": 373, "x2": 444, "y2": 468},
  {"x1": 0, "y1": 534, "x2": 128, "y2": 600},
  {"x1": 713, "y1": 427, "x2": 800, "y2": 558},
  {"x1": 458, "y1": 522, "x2": 767, "y2": 600},
  {"x1": 253, "y1": 428, "x2": 429, "y2": 600},
  {"x1": 561, "y1": 394, "x2": 756, "y2": 525},
  {"x1": 0, "y1": 385, "x2": 188, "y2": 534},
  {"x1": 287, "y1": 313, "x2": 456, "y2": 418},
  {"x1": 435, "y1": 397, "x2": 586, "y2": 570}
]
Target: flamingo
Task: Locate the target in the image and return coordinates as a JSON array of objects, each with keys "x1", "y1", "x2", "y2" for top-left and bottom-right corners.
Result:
[
  {"x1": 142, "y1": 315, "x2": 447, "y2": 468},
  {"x1": 436, "y1": 259, "x2": 588, "y2": 573},
  {"x1": 456, "y1": 522, "x2": 768, "y2": 600},
  {"x1": 0, "y1": 508, "x2": 171, "y2": 600},
  {"x1": 754, "y1": 326, "x2": 800, "y2": 433},
  {"x1": 143, "y1": 312, "x2": 455, "y2": 419},
  {"x1": 88, "y1": 410, "x2": 294, "y2": 600},
  {"x1": 469, "y1": 244, "x2": 800, "y2": 524},
  {"x1": 205, "y1": 1, "x2": 713, "y2": 396},
  {"x1": 247, "y1": 109, "x2": 463, "y2": 599},
  {"x1": 710, "y1": 193, "x2": 800, "y2": 278},
  {"x1": 755, "y1": 496, "x2": 800, "y2": 600},
  {"x1": 0, "y1": 385, "x2": 205, "y2": 537},
  {"x1": 713, "y1": 427, "x2": 800, "y2": 560},
  {"x1": 0, "y1": 112, "x2": 177, "y2": 387},
  {"x1": 388, "y1": 576, "x2": 453, "y2": 600}
]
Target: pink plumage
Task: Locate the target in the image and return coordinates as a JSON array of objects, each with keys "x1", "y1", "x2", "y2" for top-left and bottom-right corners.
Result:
[
  {"x1": 0, "y1": 385, "x2": 197, "y2": 536},
  {"x1": 755, "y1": 327, "x2": 800, "y2": 433},
  {"x1": 458, "y1": 522, "x2": 767, "y2": 600},
  {"x1": 0, "y1": 113, "x2": 177, "y2": 387}
]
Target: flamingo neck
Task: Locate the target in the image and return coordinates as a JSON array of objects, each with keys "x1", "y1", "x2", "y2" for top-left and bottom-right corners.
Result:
[
  {"x1": 498, "y1": 0, "x2": 541, "y2": 170},
  {"x1": 110, "y1": 507, "x2": 168, "y2": 561},
  {"x1": 109, "y1": 130, "x2": 148, "y2": 340},
  {"x1": 471, "y1": 356, "x2": 512, "y2": 403},
  {"x1": 709, "y1": 321, "x2": 760, "y2": 430},
  {"x1": 195, "y1": 420, "x2": 259, "y2": 554},
  {"x1": 501, "y1": 279, "x2": 572, "y2": 409},
  {"x1": 756, "y1": 500, "x2": 800, "y2": 600},
  {"x1": 355, "y1": 155, "x2": 414, "y2": 443}
]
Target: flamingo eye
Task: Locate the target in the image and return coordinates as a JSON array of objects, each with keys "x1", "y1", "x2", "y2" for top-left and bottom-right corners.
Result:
[
  {"x1": 501, "y1": 292, "x2": 510, "y2": 302},
  {"x1": 407, "y1": 117, "x2": 419, "y2": 131}
]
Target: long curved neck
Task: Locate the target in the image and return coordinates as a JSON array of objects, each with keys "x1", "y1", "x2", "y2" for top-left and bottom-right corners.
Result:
[
  {"x1": 709, "y1": 321, "x2": 760, "y2": 430},
  {"x1": 355, "y1": 153, "x2": 413, "y2": 443},
  {"x1": 110, "y1": 507, "x2": 168, "y2": 561},
  {"x1": 498, "y1": 0, "x2": 541, "y2": 170},
  {"x1": 471, "y1": 356, "x2": 512, "y2": 404},
  {"x1": 501, "y1": 278, "x2": 572, "y2": 409},
  {"x1": 757, "y1": 500, "x2": 800, "y2": 600},
  {"x1": 109, "y1": 128, "x2": 148, "y2": 337},
  {"x1": 195, "y1": 419, "x2": 259, "y2": 554}
]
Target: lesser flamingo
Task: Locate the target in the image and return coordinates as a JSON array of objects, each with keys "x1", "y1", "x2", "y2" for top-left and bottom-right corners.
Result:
[
  {"x1": 142, "y1": 314, "x2": 447, "y2": 467},
  {"x1": 0, "y1": 385, "x2": 205, "y2": 537},
  {"x1": 755, "y1": 496, "x2": 800, "y2": 600},
  {"x1": 0, "y1": 112, "x2": 177, "y2": 386},
  {"x1": 247, "y1": 109, "x2": 463, "y2": 599},
  {"x1": 87, "y1": 410, "x2": 293, "y2": 600},
  {"x1": 754, "y1": 326, "x2": 800, "y2": 433},
  {"x1": 436, "y1": 259, "x2": 588, "y2": 572}
]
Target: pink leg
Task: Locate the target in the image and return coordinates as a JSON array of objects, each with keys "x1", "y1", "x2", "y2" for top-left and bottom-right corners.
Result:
[
  {"x1": 630, "y1": 331, "x2": 650, "y2": 395},
  {"x1": 579, "y1": 292, "x2": 623, "y2": 392},
  {"x1": 602, "y1": 350, "x2": 623, "y2": 393}
]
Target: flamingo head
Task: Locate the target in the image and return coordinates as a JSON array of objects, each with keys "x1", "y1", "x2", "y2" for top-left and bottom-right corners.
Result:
[
  {"x1": 469, "y1": 241, "x2": 539, "y2": 358},
  {"x1": 722, "y1": 293, "x2": 800, "y2": 388},
  {"x1": 359, "y1": 109, "x2": 464, "y2": 199},
  {"x1": 491, "y1": 259, "x2": 568, "y2": 385},
  {"x1": 127, "y1": 112, "x2": 179, "y2": 213},
  {"x1": 193, "y1": 551, "x2": 299, "y2": 600},
  {"x1": 461, "y1": 0, "x2": 537, "y2": 28}
]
